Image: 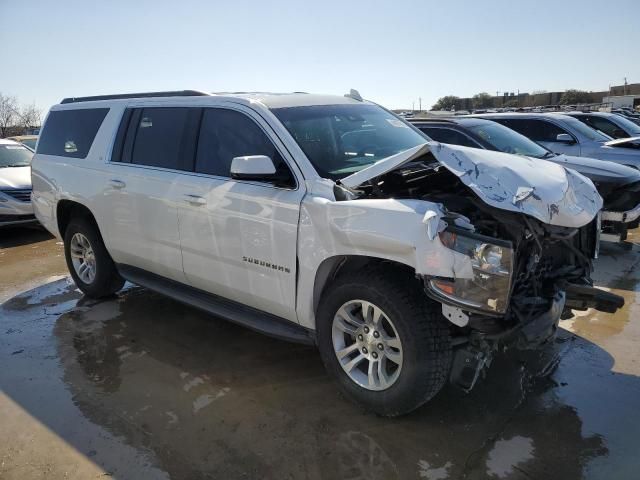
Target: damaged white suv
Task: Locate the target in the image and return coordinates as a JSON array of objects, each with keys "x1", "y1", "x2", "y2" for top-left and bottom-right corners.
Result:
[{"x1": 32, "y1": 90, "x2": 624, "y2": 416}]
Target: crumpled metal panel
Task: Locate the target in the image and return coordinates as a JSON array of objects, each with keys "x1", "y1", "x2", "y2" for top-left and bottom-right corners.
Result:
[
  {"x1": 431, "y1": 143, "x2": 602, "y2": 228},
  {"x1": 341, "y1": 142, "x2": 602, "y2": 228}
]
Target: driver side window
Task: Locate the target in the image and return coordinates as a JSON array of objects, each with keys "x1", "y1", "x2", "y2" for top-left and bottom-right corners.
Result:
[
  {"x1": 195, "y1": 108, "x2": 295, "y2": 187},
  {"x1": 587, "y1": 117, "x2": 620, "y2": 138}
]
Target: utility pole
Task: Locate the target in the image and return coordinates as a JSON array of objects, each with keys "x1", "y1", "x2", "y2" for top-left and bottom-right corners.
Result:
[
  {"x1": 419, "y1": 97, "x2": 422, "y2": 112},
  {"x1": 412, "y1": 101, "x2": 415, "y2": 112},
  {"x1": 624, "y1": 77, "x2": 628, "y2": 95}
]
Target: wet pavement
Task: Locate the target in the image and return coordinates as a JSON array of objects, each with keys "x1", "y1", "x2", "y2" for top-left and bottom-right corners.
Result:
[{"x1": 1, "y1": 227, "x2": 640, "y2": 479}]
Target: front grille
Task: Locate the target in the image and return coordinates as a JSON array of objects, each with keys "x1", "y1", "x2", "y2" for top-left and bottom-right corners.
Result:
[
  {"x1": 0, "y1": 189, "x2": 32, "y2": 202},
  {"x1": 0, "y1": 214, "x2": 36, "y2": 223}
]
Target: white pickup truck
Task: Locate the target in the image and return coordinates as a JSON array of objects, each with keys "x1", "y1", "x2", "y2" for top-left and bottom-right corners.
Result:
[{"x1": 31, "y1": 90, "x2": 623, "y2": 416}]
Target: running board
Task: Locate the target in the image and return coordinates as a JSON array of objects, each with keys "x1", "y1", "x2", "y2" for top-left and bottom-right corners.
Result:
[
  {"x1": 562, "y1": 282, "x2": 625, "y2": 314},
  {"x1": 117, "y1": 265, "x2": 316, "y2": 345}
]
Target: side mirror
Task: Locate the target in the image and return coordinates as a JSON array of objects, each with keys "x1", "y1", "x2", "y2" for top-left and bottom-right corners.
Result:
[
  {"x1": 230, "y1": 155, "x2": 276, "y2": 180},
  {"x1": 556, "y1": 133, "x2": 574, "y2": 143}
]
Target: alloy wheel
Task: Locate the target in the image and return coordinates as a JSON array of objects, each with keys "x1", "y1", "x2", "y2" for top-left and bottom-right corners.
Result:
[
  {"x1": 331, "y1": 299, "x2": 403, "y2": 391},
  {"x1": 70, "y1": 232, "x2": 97, "y2": 284}
]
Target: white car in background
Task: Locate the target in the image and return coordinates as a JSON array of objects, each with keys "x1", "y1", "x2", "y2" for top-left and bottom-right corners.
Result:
[
  {"x1": 0, "y1": 139, "x2": 36, "y2": 227},
  {"x1": 476, "y1": 113, "x2": 640, "y2": 168}
]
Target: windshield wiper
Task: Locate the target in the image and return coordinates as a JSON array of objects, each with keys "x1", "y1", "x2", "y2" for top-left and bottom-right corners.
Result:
[{"x1": 541, "y1": 152, "x2": 556, "y2": 159}]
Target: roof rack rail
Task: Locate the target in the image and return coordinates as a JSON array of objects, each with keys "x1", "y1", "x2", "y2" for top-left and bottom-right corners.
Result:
[{"x1": 60, "y1": 90, "x2": 211, "y2": 104}]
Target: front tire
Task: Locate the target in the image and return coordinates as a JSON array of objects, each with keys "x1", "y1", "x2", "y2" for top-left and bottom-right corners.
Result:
[
  {"x1": 64, "y1": 217, "x2": 125, "y2": 298},
  {"x1": 317, "y1": 265, "x2": 452, "y2": 417}
]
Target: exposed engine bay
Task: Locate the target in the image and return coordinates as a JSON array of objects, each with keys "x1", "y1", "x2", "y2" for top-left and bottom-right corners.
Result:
[{"x1": 336, "y1": 152, "x2": 625, "y2": 390}]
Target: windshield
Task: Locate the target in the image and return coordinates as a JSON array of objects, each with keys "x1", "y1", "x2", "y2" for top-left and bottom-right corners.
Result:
[
  {"x1": 466, "y1": 121, "x2": 551, "y2": 159},
  {"x1": 562, "y1": 115, "x2": 612, "y2": 142},
  {"x1": 272, "y1": 104, "x2": 427, "y2": 179},
  {"x1": 0, "y1": 144, "x2": 33, "y2": 167},
  {"x1": 21, "y1": 138, "x2": 37, "y2": 150}
]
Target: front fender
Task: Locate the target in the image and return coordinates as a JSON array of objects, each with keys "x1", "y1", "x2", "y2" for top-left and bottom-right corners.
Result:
[{"x1": 295, "y1": 195, "x2": 473, "y2": 329}]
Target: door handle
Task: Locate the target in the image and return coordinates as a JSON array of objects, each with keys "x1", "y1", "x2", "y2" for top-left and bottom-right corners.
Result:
[
  {"x1": 109, "y1": 179, "x2": 126, "y2": 189},
  {"x1": 184, "y1": 194, "x2": 206, "y2": 206}
]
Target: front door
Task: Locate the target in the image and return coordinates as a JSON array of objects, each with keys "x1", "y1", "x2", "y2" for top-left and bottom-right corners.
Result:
[{"x1": 177, "y1": 106, "x2": 304, "y2": 322}]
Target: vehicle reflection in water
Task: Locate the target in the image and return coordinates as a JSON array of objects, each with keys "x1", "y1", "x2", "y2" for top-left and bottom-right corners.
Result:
[
  {"x1": 35, "y1": 282, "x2": 619, "y2": 480},
  {"x1": 3, "y1": 234, "x2": 640, "y2": 479}
]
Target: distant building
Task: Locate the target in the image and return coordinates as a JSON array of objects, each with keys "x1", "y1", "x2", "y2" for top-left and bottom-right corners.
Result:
[{"x1": 448, "y1": 82, "x2": 639, "y2": 110}]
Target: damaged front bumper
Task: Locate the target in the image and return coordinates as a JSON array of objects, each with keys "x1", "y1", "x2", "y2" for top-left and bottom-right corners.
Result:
[{"x1": 447, "y1": 285, "x2": 624, "y2": 391}]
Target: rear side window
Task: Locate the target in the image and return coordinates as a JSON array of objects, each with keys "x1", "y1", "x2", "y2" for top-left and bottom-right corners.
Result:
[
  {"x1": 419, "y1": 127, "x2": 480, "y2": 148},
  {"x1": 196, "y1": 108, "x2": 294, "y2": 186},
  {"x1": 129, "y1": 108, "x2": 197, "y2": 170},
  {"x1": 37, "y1": 108, "x2": 109, "y2": 158}
]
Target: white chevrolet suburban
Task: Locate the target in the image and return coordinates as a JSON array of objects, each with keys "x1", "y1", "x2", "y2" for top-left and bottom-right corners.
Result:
[{"x1": 31, "y1": 90, "x2": 624, "y2": 416}]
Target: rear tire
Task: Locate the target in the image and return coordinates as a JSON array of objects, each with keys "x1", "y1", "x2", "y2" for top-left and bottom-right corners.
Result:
[
  {"x1": 63, "y1": 217, "x2": 125, "y2": 298},
  {"x1": 317, "y1": 264, "x2": 452, "y2": 417}
]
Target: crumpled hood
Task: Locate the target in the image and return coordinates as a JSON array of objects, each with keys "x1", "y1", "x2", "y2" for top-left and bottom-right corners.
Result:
[
  {"x1": 549, "y1": 154, "x2": 640, "y2": 185},
  {"x1": 341, "y1": 142, "x2": 602, "y2": 228},
  {"x1": 0, "y1": 166, "x2": 31, "y2": 189}
]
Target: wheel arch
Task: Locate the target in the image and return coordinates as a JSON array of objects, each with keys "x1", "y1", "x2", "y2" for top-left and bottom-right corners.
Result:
[
  {"x1": 312, "y1": 255, "x2": 417, "y2": 318},
  {"x1": 56, "y1": 200, "x2": 101, "y2": 238}
]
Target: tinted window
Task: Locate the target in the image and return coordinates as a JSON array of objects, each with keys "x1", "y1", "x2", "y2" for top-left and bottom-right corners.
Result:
[
  {"x1": 583, "y1": 116, "x2": 621, "y2": 138},
  {"x1": 466, "y1": 121, "x2": 551, "y2": 159},
  {"x1": 37, "y1": 108, "x2": 108, "y2": 158},
  {"x1": 420, "y1": 127, "x2": 480, "y2": 148},
  {"x1": 496, "y1": 119, "x2": 569, "y2": 142},
  {"x1": 130, "y1": 108, "x2": 194, "y2": 170},
  {"x1": 196, "y1": 108, "x2": 293, "y2": 185}
]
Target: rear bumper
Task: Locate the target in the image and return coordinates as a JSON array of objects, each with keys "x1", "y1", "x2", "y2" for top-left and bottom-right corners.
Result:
[
  {"x1": 600, "y1": 202, "x2": 640, "y2": 242},
  {"x1": 601, "y1": 202, "x2": 640, "y2": 224}
]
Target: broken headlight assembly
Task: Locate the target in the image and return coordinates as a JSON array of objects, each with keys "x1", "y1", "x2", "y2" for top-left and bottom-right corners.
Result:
[{"x1": 429, "y1": 227, "x2": 514, "y2": 314}]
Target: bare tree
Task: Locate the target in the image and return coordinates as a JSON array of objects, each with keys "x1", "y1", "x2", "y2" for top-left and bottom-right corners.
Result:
[
  {"x1": 19, "y1": 103, "x2": 42, "y2": 131},
  {"x1": 0, "y1": 93, "x2": 19, "y2": 137}
]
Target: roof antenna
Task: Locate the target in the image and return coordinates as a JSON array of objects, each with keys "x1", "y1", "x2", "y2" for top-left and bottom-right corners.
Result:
[{"x1": 345, "y1": 89, "x2": 363, "y2": 101}]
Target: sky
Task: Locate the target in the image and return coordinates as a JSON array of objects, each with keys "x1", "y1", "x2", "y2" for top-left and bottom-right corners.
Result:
[{"x1": 2, "y1": 0, "x2": 639, "y2": 114}]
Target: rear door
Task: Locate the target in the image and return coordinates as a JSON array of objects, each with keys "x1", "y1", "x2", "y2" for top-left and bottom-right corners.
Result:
[
  {"x1": 176, "y1": 105, "x2": 305, "y2": 322},
  {"x1": 100, "y1": 106, "x2": 199, "y2": 282}
]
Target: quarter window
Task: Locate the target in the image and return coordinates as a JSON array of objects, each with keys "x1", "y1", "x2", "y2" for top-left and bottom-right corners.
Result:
[{"x1": 37, "y1": 108, "x2": 109, "y2": 158}]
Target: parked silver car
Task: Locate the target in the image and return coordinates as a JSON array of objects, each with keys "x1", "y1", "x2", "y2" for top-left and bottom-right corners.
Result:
[
  {"x1": 474, "y1": 113, "x2": 640, "y2": 168},
  {"x1": 0, "y1": 139, "x2": 36, "y2": 227}
]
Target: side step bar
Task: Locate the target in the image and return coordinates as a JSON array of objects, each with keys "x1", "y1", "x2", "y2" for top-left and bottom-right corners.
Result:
[
  {"x1": 563, "y1": 282, "x2": 625, "y2": 314},
  {"x1": 117, "y1": 265, "x2": 316, "y2": 345}
]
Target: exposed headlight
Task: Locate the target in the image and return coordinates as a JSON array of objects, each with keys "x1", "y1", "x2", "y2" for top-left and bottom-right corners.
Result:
[{"x1": 429, "y1": 228, "x2": 514, "y2": 314}]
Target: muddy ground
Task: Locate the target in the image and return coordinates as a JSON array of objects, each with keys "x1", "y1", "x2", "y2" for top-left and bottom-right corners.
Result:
[{"x1": 1, "y1": 226, "x2": 639, "y2": 479}]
